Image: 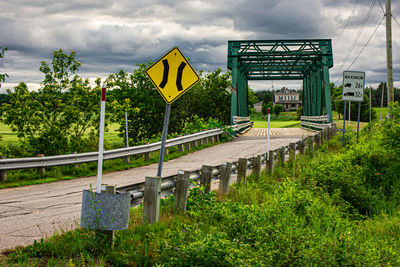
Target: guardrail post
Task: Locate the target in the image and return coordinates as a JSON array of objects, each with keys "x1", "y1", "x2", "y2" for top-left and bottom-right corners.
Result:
[
  {"x1": 97, "y1": 184, "x2": 116, "y2": 248},
  {"x1": 175, "y1": 171, "x2": 189, "y2": 213},
  {"x1": 237, "y1": 158, "x2": 247, "y2": 185},
  {"x1": 289, "y1": 143, "x2": 296, "y2": 162},
  {"x1": 1, "y1": 156, "x2": 6, "y2": 181},
  {"x1": 280, "y1": 147, "x2": 286, "y2": 165},
  {"x1": 219, "y1": 162, "x2": 232, "y2": 195},
  {"x1": 200, "y1": 165, "x2": 212, "y2": 194},
  {"x1": 123, "y1": 155, "x2": 130, "y2": 164},
  {"x1": 143, "y1": 176, "x2": 161, "y2": 224},
  {"x1": 37, "y1": 154, "x2": 45, "y2": 174},
  {"x1": 214, "y1": 134, "x2": 220, "y2": 143},
  {"x1": 191, "y1": 140, "x2": 197, "y2": 148},
  {"x1": 298, "y1": 140, "x2": 305, "y2": 155},
  {"x1": 252, "y1": 155, "x2": 261, "y2": 178},
  {"x1": 268, "y1": 150, "x2": 275, "y2": 174},
  {"x1": 324, "y1": 128, "x2": 328, "y2": 142},
  {"x1": 144, "y1": 152, "x2": 151, "y2": 161},
  {"x1": 306, "y1": 136, "x2": 314, "y2": 155},
  {"x1": 314, "y1": 133, "x2": 321, "y2": 148},
  {"x1": 72, "y1": 152, "x2": 79, "y2": 169},
  {"x1": 184, "y1": 141, "x2": 191, "y2": 151},
  {"x1": 178, "y1": 144, "x2": 184, "y2": 153},
  {"x1": 208, "y1": 136, "x2": 213, "y2": 144},
  {"x1": 203, "y1": 136, "x2": 208, "y2": 145}
]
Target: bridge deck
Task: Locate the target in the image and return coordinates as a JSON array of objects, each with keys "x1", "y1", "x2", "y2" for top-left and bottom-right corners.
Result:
[{"x1": 241, "y1": 127, "x2": 315, "y2": 137}]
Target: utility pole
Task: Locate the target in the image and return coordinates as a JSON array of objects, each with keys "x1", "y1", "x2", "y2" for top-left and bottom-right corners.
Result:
[{"x1": 386, "y1": 0, "x2": 394, "y2": 105}]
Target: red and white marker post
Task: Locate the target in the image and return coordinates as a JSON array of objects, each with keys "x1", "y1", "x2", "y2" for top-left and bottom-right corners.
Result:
[
  {"x1": 267, "y1": 108, "x2": 271, "y2": 160},
  {"x1": 96, "y1": 87, "x2": 106, "y2": 193}
]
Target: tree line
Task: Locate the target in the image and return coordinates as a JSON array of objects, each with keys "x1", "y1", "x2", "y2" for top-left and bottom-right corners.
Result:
[{"x1": 0, "y1": 49, "x2": 234, "y2": 156}]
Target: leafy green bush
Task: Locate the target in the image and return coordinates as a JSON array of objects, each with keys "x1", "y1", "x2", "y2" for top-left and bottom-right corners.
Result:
[{"x1": 273, "y1": 104, "x2": 284, "y2": 115}]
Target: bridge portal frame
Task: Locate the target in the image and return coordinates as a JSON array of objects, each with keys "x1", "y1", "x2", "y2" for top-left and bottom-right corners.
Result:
[{"x1": 227, "y1": 39, "x2": 334, "y2": 124}]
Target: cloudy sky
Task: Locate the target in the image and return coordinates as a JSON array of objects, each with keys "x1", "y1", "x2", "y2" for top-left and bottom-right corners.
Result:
[{"x1": 0, "y1": 0, "x2": 399, "y2": 93}]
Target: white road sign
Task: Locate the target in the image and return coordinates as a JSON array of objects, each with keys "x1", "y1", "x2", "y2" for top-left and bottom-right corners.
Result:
[{"x1": 342, "y1": 71, "x2": 365, "y2": 102}]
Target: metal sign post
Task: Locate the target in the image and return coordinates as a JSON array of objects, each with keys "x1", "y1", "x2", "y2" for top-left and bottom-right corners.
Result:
[
  {"x1": 266, "y1": 108, "x2": 271, "y2": 160},
  {"x1": 356, "y1": 102, "x2": 361, "y2": 144},
  {"x1": 146, "y1": 47, "x2": 200, "y2": 177},
  {"x1": 342, "y1": 101, "x2": 347, "y2": 147},
  {"x1": 96, "y1": 87, "x2": 106, "y2": 193},
  {"x1": 157, "y1": 103, "x2": 171, "y2": 177}
]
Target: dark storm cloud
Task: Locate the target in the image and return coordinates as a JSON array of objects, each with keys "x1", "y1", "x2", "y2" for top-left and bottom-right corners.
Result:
[{"x1": 0, "y1": 0, "x2": 399, "y2": 92}]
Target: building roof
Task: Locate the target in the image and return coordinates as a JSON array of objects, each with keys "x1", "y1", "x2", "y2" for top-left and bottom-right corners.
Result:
[{"x1": 275, "y1": 87, "x2": 299, "y2": 95}]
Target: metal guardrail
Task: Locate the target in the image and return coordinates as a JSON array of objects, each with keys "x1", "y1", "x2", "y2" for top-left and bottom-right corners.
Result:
[
  {"x1": 233, "y1": 116, "x2": 250, "y2": 124},
  {"x1": 117, "y1": 132, "x2": 325, "y2": 207},
  {"x1": 301, "y1": 115, "x2": 331, "y2": 130},
  {"x1": 0, "y1": 121, "x2": 253, "y2": 171}
]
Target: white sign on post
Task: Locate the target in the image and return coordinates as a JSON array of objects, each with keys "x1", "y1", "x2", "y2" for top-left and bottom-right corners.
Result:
[{"x1": 342, "y1": 71, "x2": 365, "y2": 102}]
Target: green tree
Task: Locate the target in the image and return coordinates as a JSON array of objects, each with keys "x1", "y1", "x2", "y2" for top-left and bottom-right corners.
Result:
[
  {"x1": 248, "y1": 88, "x2": 258, "y2": 113},
  {"x1": 262, "y1": 102, "x2": 273, "y2": 115},
  {"x1": 1, "y1": 49, "x2": 100, "y2": 155},
  {"x1": 107, "y1": 66, "x2": 232, "y2": 145},
  {"x1": 273, "y1": 104, "x2": 284, "y2": 115},
  {"x1": 0, "y1": 47, "x2": 8, "y2": 84}
]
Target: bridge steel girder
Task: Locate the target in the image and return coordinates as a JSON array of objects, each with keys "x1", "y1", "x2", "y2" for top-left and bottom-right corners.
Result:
[{"x1": 227, "y1": 39, "x2": 334, "y2": 124}]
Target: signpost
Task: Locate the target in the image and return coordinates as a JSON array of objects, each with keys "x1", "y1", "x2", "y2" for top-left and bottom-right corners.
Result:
[
  {"x1": 146, "y1": 47, "x2": 199, "y2": 176},
  {"x1": 96, "y1": 87, "x2": 106, "y2": 193},
  {"x1": 266, "y1": 108, "x2": 271, "y2": 160},
  {"x1": 342, "y1": 71, "x2": 365, "y2": 146}
]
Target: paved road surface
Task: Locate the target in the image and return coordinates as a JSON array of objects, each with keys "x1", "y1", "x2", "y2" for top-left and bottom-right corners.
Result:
[{"x1": 0, "y1": 129, "x2": 313, "y2": 253}]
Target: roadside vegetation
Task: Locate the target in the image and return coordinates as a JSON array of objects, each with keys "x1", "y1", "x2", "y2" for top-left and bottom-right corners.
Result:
[{"x1": 3, "y1": 102, "x2": 400, "y2": 266}]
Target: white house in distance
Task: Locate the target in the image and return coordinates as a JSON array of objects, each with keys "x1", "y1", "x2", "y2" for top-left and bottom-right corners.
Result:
[{"x1": 274, "y1": 87, "x2": 302, "y2": 111}]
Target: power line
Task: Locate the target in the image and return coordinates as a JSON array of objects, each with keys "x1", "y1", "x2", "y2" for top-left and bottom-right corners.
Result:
[
  {"x1": 333, "y1": 0, "x2": 360, "y2": 44},
  {"x1": 346, "y1": 15, "x2": 385, "y2": 71},
  {"x1": 377, "y1": 0, "x2": 385, "y2": 14},
  {"x1": 393, "y1": 14, "x2": 400, "y2": 28},
  {"x1": 333, "y1": 0, "x2": 377, "y2": 77}
]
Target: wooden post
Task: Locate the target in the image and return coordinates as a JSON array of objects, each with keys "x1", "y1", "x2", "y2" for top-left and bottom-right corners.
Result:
[
  {"x1": 314, "y1": 133, "x2": 320, "y2": 148},
  {"x1": 143, "y1": 176, "x2": 161, "y2": 224},
  {"x1": 191, "y1": 140, "x2": 197, "y2": 148},
  {"x1": 203, "y1": 137, "x2": 208, "y2": 145},
  {"x1": 289, "y1": 143, "x2": 296, "y2": 162},
  {"x1": 97, "y1": 184, "x2": 116, "y2": 248},
  {"x1": 184, "y1": 141, "x2": 191, "y2": 151},
  {"x1": 280, "y1": 147, "x2": 285, "y2": 165},
  {"x1": 237, "y1": 158, "x2": 247, "y2": 185},
  {"x1": 268, "y1": 150, "x2": 275, "y2": 174},
  {"x1": 178, "y1": 144, "x2": 184, "y2": 153},
  {"x1": 200, "y1": 165, "x2": 212, "y2": 194},
  {"x1": 208, "y1": 136, "x2": 213, "y2": 144},
  {"x1": 175, "y1": 171, "x2": 189, "y2": 213},
  {"x1": 165, "y1": 147, "x2": 169, "y2": 156},
  {"x1": 0, "y1": 156, "x2": 6, "y2": 182},
  {"x1": 298, "y1": 140, "x2": 306, "y2": 155},
  {"x1": 252, "y1": 155, "x2": 261, "y2": 178},
  {"x1": 197, "y1": 139, "x2": 202, "y2": 147},
  {"x1": 123, "y1": 156, "x2": 130, "y2": 164},
  {"x1": 144, "y1": 152, "x2": 151, "y2": 161},
  {"x1": 218, "y1": 162, "x2": 232, "y2": 195},
  {"x1": 214, "y1": 135, "x2": 220, "y2": 143},
  {"x1": 71, "y1": 152, "x2": 79, "y2": 169},
  {"x1": 37, "y1": 154, "x2": 45, "y2": 174},
  {"x1": 306, "y1": 136, "x2": 313, "y2": 155}
]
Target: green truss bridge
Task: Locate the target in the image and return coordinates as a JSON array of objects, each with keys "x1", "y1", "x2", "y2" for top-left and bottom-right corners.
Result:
[{"x1": 227, "y1": 39, "x2": 334, "y2": 125}]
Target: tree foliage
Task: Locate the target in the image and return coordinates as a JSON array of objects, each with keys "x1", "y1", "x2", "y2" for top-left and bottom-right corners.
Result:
[
  {"x1": 1, "y1": 49, "x2": 100, "y2": 155},
  {"x1": 0, "y1": 47, "x2": 8, "y2": 84},
  {"x1": 107, "y1": 65, "x2": 231, "y2": 145}
]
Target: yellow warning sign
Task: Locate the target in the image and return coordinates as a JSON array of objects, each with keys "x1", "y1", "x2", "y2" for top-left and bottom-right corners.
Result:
[{"x1": 146, "y1": 47, "x2": 200, "y2": 104}]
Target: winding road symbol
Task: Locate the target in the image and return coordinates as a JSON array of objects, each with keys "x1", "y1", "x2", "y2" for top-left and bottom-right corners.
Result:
[{"x1": 146, "y1": 47, "x2": 199, "y2": 104}]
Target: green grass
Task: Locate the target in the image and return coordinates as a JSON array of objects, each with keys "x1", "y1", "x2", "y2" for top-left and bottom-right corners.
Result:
[{"x1": 0, "y1": 122, "x2": 124, "y2": 145}]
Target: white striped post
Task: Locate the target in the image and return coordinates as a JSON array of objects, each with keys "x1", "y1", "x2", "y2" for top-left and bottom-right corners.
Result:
[{"x1": 96, "y1": 87, "x2": 106, "y2": 193}]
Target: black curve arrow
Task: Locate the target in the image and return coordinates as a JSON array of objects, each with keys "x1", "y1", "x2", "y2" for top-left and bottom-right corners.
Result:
[
  {"x1": 176, "y1": 62, "x2": 186, "y2": 91},
  {"x1": 159, "y1": 59, "x2": 169, "y2": 89}
]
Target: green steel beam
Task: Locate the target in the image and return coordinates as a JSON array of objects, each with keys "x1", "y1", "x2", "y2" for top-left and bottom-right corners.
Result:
[{"x1": 227, "y1": 39, "x2": 334, "y2": 124}]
